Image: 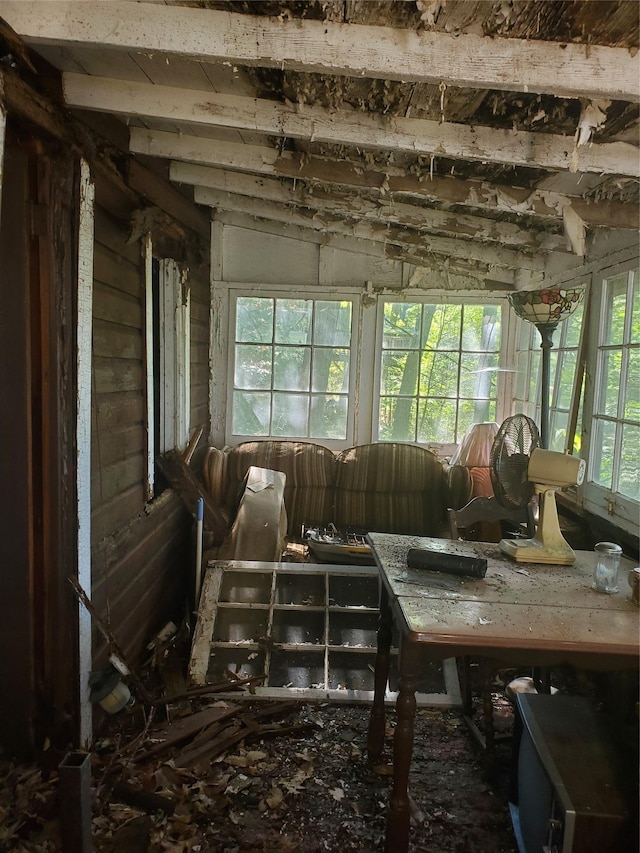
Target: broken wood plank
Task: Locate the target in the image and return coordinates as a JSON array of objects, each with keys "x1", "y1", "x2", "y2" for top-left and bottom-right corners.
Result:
[
  {"x1": 172, "y1": 700, "x2": 302, "y2": 768},
  {"x1": 134, "y1": 703, "x2": 240, "y2": 761},
  {"x1": 249, "y1": 721, "x2": 317, "y2": 739},
  {"x1": 183, "y1": 424, "x2": 205, "y2": 465},
  {"x1": 156, "y1": 674, "x2": 267, "y2": 706},
  {"x1": 173, "y1": 719, "x2": 260, "y2": 768},
  {"x1": 156, "y1": 449, "x2": 228, "y2": 541},
  {"x1": 68, "y1": 576, "x2": 156, "y2": 704},
  {"x1": 188, "y1": 564, "x2": 225, "y2": 686}
]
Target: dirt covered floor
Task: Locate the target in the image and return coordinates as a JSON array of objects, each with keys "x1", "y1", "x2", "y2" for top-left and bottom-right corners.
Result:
[{"x1": 0, "y1": 691, "x2": 519, "y2": 853}]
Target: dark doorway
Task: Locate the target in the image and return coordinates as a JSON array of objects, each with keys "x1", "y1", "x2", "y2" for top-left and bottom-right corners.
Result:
[{"x1": 0, "y1": 123, "x2": 79, "y2": 757}]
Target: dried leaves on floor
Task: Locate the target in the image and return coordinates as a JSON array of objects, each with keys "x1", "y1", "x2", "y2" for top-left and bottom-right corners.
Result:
[{"x1": 0, "y1": 697, "x2": 518, "y2": 853}]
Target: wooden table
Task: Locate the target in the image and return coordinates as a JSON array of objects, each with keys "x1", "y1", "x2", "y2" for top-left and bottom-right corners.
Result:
[{"x1": 365, "y1": 533, "x2": 639, "y2": 853}]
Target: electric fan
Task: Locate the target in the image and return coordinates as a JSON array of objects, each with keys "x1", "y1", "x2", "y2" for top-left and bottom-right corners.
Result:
[{"x1": 490, "y1": 415, "x2": 586, "y2": 565}]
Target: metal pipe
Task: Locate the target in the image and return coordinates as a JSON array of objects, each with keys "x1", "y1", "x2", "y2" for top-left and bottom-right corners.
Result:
[
  {"x1": 195, "y1": 496, "x2": 204, "y2": 607},
  {"x1": 58, "y1": 751, "x2": 92, "y2": 852},
  {"x1": 536, "y1": 322, "x2": 557, "y2": 450}
]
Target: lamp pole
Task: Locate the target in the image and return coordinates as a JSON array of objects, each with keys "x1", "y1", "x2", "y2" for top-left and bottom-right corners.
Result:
[{"x1": 535, "y1": 321, "x2": 559, "y2": 450}]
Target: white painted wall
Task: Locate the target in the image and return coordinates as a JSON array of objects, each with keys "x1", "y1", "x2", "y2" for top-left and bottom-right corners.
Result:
[{"x1": 222, "y1": 226, "x2": 319, "y2": 285}]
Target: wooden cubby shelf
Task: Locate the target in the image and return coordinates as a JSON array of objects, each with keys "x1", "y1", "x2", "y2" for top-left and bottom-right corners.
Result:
[{"x1": 189, "y1": 560, "x2": 461, "y2": 705}]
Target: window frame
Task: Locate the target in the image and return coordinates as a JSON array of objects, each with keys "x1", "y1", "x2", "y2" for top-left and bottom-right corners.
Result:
[
  {"x1": 581, "y1": 261, "x2": 639, "y2": 533},
  {"x1": 224, "y1": 285, "x2": 362, "y2": 450},
  {"x1": 372, "y1": 294, "x2": 513, "y2": 446},
  {"x1": 217, "y1": 285, "x2": 515, "y2": 450},
  {"x1": 143, "y1": 246, "x2": 191, "y2": 499}
]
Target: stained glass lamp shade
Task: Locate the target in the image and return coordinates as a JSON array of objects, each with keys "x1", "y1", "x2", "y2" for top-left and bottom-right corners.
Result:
[{"x1": 509, "y1": 288, "x2": 584, "y2": 448}]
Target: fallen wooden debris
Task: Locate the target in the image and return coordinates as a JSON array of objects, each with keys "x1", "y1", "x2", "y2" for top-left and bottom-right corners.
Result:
[
  {"x1": 111, "y1": 781, "x2": 176, "y2": 815},
  {"x1": 183, "y1": 424, "x2": 205, "y2": 465},
  {"x1": 68, "y1": 576, "x2": 155, "y2": 705},
  {"x1": 157, "y1": 449, "x2": 228, "y2": 541},
  {"x1": 133, "y1": 704, "x2": 241, "y2": 762},
  {"x1": 174, "y1": 719, "x2": 259, "y2": 769},
  {"x1": 153, "y1": 673, "x2": 267, "y2": 706},
  {"x1": 172, "y1": 700, "x2": 309, "y2": 769}
]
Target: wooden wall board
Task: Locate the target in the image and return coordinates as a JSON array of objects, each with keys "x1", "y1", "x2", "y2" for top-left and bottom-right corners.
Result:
[
  {"x1": 91, "y1": 491, "x2": 189, "y2": 664},
  {"x1": 90, "y1": 485, "x2": 147, "y2": 554},
  {"x1": 91, "y1": 454, "x2": 146, "y2": 506},
  {"x1": 92, "y1": 319, "x2": 143, "y2": 360},
  {"x1": 92, "y1": 391, "x2": 144, "y2": 434},
  {"x1": 189, "y1": 266, "x2": 211, "y2": 438},
  {"x1": 92, "y1": 280, "x2": 143, "y2": 328},
  {"x1": 90, "y1": 424, "x2": 145, "y2": 470},
  {"x1": 319, "y1": 245, "x2": 403, "y2": 289}
]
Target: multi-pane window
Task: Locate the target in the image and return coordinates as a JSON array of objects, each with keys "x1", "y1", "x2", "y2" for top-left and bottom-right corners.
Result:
[
  {"x1": 513, "y1": 298, "x2": 585, "y2": 453},
  {"x1": 588, "y1": 268, "x2": 639, "y2": 505},
  {"x1": 378, "y1": 302, "x2": 501, "y2": 444},
  {"x1": 231, "y1": 296, "x2": 352, "y2": 440}
]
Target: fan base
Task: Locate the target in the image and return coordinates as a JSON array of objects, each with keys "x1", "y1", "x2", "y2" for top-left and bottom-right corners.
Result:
[{"x1": 500, "y1": 536, "x2": 576, "y2": 566}]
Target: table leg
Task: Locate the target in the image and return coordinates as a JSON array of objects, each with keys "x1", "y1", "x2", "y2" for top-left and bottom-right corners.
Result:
[
  {"x1": 367, "y1": 585, "x2": 392, "y2": 762},
  {"x1": 386, "y1": 641, "x2": 419, "y2": 853},
  {"x1": 480, "y1": 658, "x2": 495, "y2": 756}
]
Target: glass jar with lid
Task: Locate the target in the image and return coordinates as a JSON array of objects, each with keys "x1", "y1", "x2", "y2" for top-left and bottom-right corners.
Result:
[{"x1": 592, "y1": 542, "x2": 623, "y2": 594}]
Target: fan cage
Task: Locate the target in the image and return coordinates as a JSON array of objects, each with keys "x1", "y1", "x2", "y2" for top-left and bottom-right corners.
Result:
[{"x1": 490, "y1": 416, "x2": 540, "y2": 509}]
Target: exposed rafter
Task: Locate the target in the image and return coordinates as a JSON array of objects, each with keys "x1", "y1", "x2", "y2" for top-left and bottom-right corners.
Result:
[
  {"x1": 194, "y1": 185, "x2": 581, "y2": 274},
  {"x1": 132, "y1": 129, "x2": 639, "y2": 231},
  {"x1": 3, "y1": 0, "x2": 638, "y2": 101},
  {"x1": 213, "y1": 209, "x2": 525, "y2": 289},
  {"x1": 64, "y1": 74, "x2": 640, "y2": 177},
  {"x1": 171, "y1": 162, "x2": 568, "y2": 253}
]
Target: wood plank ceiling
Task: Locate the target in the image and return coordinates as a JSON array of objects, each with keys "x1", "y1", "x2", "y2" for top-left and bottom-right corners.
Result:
[{"x1": 2, "y1": 0, "x2": 638, "y2": 289}]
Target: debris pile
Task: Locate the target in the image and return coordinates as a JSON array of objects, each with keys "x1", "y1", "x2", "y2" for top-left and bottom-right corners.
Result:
[
  {"x1": 0, "y1": 691, "x2": 520, "y2": 852},
  {"x1": 0, "y1": 621, "x2": 521, "y2": 852}
]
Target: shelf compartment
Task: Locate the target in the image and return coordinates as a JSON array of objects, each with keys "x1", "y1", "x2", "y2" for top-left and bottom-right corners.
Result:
[
  {"x1": 328, "y1": 650, "x2": 377, "y2": 691},
  {"x1": 206, "y1": 647, "x2": 265, "y2": 682},
  {"x1": 274, "y1": 572, "x2": 325, "y2": 606},
  {"x1": 219, "y1": 571, "x2": 272, "y2": 604},
  {"x1": 388, "y1": 657, "x2": 447, "y2": 695},
  {"x1": 328, "y1": 610, "x2": 379, "y2": 647},
  {"x1": 269, "y1": 649, "x2": 325, "y2": 688},
  {"x1": 329, "y1": 574, "x2": 379, "y2": 608},
  {"x1": 272, "y1": 608, "x2": 325, "y2": 645},
  {"x1": 213, "y1": 606, "x2": 269, "y2": 643},
  {"x1": 190, "y1": 561, "x2": 461, "y2": 708}
]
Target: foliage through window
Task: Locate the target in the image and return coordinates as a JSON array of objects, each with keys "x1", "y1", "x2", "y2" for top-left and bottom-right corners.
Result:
[
  {"x1": 588, "y1": 269, "x2": 639, "y2": 504},
  {"x1": 378, "y1": 302, "x2": 501, "y2": 444},
  {"x1": 232, "y1": 296, "x2": 352, "y2": 439}
]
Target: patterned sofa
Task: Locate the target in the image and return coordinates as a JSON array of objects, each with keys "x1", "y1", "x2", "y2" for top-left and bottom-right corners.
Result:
[{"x1": 201, "y1": 440, "x2": 472, "y2": 551}]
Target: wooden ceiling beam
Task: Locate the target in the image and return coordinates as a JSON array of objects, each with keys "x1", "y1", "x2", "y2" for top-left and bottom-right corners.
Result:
[
  {"x1": 67, "y1": 74, "x2": 640, "y2": 177},
  {"x1": 213, "y1": 209, "x2": 519, "y2": 287},
  {"x1": 3, "y1": 0, "x2": 638, "y2": 101},
  {"x1": 171, "y1": 162, "x2": 567, "y2": 252},
  {"x1": 194, "y1": 185, "x2": 553, "y2": 271},
  {"x1": 130, "y1": 129, "x2": 639, "y2": 231},
  {"x1": 213, "y1": 209, "x2": 387, "y2": 259}
]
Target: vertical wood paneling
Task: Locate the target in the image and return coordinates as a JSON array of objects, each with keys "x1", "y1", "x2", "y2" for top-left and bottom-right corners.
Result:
[
  {"x1": 91, "y1": 207, "x2": 145, "y2": 535},
  {"x1": 90, "y1": 204, "x2": 193, "y2": 664}
]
